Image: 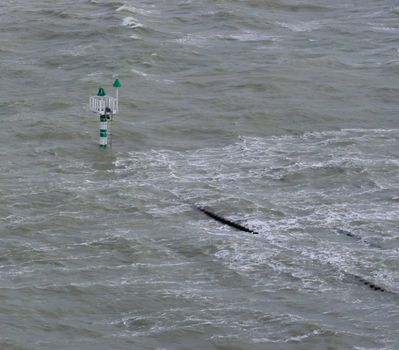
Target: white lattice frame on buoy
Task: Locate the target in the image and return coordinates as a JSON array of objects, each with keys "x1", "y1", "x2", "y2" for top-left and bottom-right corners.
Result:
[{"x1": 89, "y1": 95, "x2": 118, "y2": 115}]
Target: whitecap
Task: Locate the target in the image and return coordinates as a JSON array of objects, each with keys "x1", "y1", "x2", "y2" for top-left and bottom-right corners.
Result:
[
  {"x1": 174, "y1": 33, "x2": 213, "y2": 47},
  {"x1": 277, "y1": 21, "x2": 323, "y2": 32},
  {"x1": 122, "y1": 17, "x2": 143, "y2": 29},
  {"x1": 60, "y1": 44, "x2": 92, "y2": 57},
  {"x1": 131, "y1": 69, "x2": 148, "y2": 78},
  {"x1": 370, "y1": 25, "x2": 399, "y2": 33},
  {"x1": 131, "y1": 68, "x2": 175, "y2": 85},
  {"x1": 227, "y1": 32, "x2": 279, "y2": 42},
  {"x1": 129, "y1": 34, "x2": 142, "y2": 40},
  {"x1": 116, "y1": 5, "x2": 153, "y2": 16}
]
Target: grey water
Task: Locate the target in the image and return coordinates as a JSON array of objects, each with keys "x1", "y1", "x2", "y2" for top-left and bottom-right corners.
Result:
[{"x1": 1, "y1": 0, "x2": 399, "y2": 349}]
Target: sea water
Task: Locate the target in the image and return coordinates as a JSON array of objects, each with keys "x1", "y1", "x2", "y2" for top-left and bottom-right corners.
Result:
[{"x1": 1, "y1": 1, "x2": 399, "y2": 349}]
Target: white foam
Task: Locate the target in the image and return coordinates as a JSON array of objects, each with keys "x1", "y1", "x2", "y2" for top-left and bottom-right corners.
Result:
[
  {"x1": 129, "y1": 34, "x2": 142, "y2": 40},
  {"x1": 370, "y1": 25, "x2": 399, "y2": 33},
  {"x1": 227, "y1": 32, "x2": 279, "y2": 42},
  {"x1": 174, "y1": 33, "x2": 214, "y2": 47},
  {"x1": 131, "y1": 68, "x2": 148, "y2": 78},
  {"x1": 131, "y1": 68, "x2": 175, "y2": 85},
  {"x1": 116, "y1": 5, "x2": 153, "y2": 16},
  {"x1": 60, "y1": 44, "x2": 92, "y2": 57},
  {"x1": 122, "y1": 17, "x2": 143, "y2": 29},
  {"x1": 277, "y1": 21, "x2": 323, "y2": 32}
]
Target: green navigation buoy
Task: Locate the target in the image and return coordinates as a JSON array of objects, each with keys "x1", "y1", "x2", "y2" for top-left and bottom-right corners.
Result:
[
  {"x1": 113, "y1": 79, "x2": 122, "y2": 88},
  {"x1": 89, "y1": 80, "x2": 121, "y2": 149},
  {"x1": 97, "y1": 87, "x2": 106, "y2": 96}
]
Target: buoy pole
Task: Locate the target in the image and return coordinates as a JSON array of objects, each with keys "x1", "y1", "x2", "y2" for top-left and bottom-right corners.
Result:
[
  {"x1": 99, "y1": 112, "x2": 111, "y2": 148},
  {"x1": 113, "y1": 79, "x2": 122, "y2": 113}
]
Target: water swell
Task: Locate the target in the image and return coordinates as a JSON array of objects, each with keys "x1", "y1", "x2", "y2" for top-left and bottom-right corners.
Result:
[{"x1": 264, "y1": 1, "x2": 334, "y2": 12}]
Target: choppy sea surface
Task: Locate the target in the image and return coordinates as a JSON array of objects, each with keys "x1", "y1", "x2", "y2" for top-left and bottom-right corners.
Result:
[{"x1": 1, "y1": 0, "x2": 399, "y2": 349}]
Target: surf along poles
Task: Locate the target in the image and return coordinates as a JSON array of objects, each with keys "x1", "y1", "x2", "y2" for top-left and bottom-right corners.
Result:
[{"x1": 89, "y1": 79, "x2": 121, "y2": 148}]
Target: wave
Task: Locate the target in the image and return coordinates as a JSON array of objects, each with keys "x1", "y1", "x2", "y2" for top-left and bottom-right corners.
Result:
[
  {"x1": 263, "y1": 0, "x2": 334, "y2": 12},
  {"x1": 276, "y1": 20, "x2": 324, "y2": 32},
  {"x1": 116, "y1": 5, "x2": 155, "y2": 16},
  {"x1": 122, "y1": 16, "x2": 143, "y2": 29},
  {"x1": 225, "y1": 32, "x2": 279, "y2": 42}
]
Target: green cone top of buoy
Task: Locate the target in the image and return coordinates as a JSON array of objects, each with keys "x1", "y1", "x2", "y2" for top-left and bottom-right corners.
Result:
[
  {"x1": 113, "y1": 79, "x2": 122, "y2": 88},
  {"x1": 97, "y1": 87, "x2": 106, "y2": 96}
]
